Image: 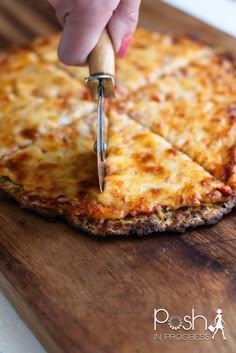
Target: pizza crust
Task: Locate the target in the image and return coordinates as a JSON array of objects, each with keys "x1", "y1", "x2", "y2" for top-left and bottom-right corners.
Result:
[
  {"x1": 73, "y1": 197, "x2": 236, "y2": 236},
  {"x1": 0, "y1": 176, "x2": 235, "y2": 236}
]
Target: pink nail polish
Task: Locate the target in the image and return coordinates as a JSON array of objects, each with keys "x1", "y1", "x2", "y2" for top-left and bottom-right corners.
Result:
[{"x1": 118, "y1": 35, "x2": 132, "y2": 58}]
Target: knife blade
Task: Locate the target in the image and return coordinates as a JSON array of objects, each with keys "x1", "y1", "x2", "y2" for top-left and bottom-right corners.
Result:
[{"x1": 85, "y1": 29, "x2": 115, "y2": 192}]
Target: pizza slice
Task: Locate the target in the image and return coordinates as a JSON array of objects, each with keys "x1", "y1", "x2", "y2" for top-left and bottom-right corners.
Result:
[
  {"x1": 0, "y1": 96, "x2": 96, "y2": 159},
  {"x1": 115, "y1": 28, "x2": 211, "y2": 93},
  {"x1": 129, "y1": 52, "x2": 236, "y2": 103},
  {"x1": 126, "y1": 100, "x2": 236, "y2": 190},
  {"x1": 0, "y1": 108, "x2": 234, "y2": 236},
  {"x1": 0, "y1": 47, "x2": 88, "y2": 99}
]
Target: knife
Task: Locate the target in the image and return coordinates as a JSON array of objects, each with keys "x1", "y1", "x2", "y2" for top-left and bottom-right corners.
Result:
[{"x1": 85, "y1": 29, "x2": 115, "y2": 192}]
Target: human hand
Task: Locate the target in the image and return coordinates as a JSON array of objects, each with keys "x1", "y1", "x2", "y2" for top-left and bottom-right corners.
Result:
[{"x1": 48, "y1": 0, "x2": 141, "y2": 66}]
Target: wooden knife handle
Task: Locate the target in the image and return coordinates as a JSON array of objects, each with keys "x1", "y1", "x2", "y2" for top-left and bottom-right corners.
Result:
[{"x1": 88, "y1": 28, "x2": 115, "y2": 77}]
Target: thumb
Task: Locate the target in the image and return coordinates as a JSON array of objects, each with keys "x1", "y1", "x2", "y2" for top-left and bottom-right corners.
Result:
[
  {"x1": 57, "y1": 2, "x2": 120, "y2": 66},
  {"x1": 108, "y1": 0, "x2": 141, "y2": 57}
]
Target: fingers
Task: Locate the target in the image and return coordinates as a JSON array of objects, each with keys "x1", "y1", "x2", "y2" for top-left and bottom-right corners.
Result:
[
  {"x1": 48, "y1": 0, "x2": 141, "y2": 65},
  {"x1": 58, "y1": 13, "x2": 110, "y2": 65},
  {"x1": 108, "y1": 0, "x2": 141, "y2": 57},
  {"x1": 55, "y1": 1, "x2": 120, "y2": 65}
]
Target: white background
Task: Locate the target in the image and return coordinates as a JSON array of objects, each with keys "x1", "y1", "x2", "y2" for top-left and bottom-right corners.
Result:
[
  {"x1": 0, "y1": 1, "x2": 235, "y2": 352},
  {"x1": 163, "y1": 0, "x2": 236, "y2": 37}
]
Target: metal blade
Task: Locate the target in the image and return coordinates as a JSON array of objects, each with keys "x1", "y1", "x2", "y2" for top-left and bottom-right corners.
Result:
[
  {"x1": 86, "y1": 74, "x2": 114, "y2": 192},
  {"x1": 95, "y1": 81, "x2": 106, "y2": 192}
]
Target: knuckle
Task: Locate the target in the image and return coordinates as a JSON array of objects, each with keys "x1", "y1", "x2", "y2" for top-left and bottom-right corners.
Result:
[
  {"x1": 114, "y1": 5, "x2": 138, "y2": 28},
  {"x1": 126, "y1": 10, "x2": 138, "y2": 26}
]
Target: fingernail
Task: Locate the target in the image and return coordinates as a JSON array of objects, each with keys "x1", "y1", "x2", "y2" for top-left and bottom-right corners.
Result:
[{"x1": 118, "y1": 35, "x2": 132, "y2": 58}]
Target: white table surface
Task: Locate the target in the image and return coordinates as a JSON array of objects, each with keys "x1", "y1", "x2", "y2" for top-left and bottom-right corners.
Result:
[
  {"x1": 0, "y1": 291, "x2": 46, "y2": 353},
  {"x1": 163, "y1": 0, "x2": 236, "y2": 37},
  {"x1": 0, "y1": 1, "x2": 235, "y2": 352}
]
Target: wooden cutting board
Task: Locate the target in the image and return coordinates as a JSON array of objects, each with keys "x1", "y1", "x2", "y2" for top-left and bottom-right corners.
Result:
[{"x1": 0, "y1": 1, "x2": 235, "y2": 353}]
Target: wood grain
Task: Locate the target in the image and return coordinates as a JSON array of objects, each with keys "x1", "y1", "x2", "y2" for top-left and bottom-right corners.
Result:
[
  {"x1": 88, "y1": 28, "x2": 115, "y2": 76},
  {"x1": 0, "y1": 1, "x2": 235, "y2": 353}
]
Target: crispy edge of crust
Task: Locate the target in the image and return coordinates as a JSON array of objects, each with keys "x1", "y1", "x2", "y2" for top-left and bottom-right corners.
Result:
[
  {"x1": 0, "y1": 176, "x2": 235, "y2": 237},
  {"x1": 70, "y1": 197, "x2": 236, "y2": 236}
]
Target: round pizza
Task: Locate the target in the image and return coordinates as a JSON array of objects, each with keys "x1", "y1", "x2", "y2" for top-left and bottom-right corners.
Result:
[{"x1": 0, "y1": 28, "x2": 235, "y2": 236}]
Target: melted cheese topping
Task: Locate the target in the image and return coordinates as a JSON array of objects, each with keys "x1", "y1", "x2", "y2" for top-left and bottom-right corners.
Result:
[
  {"x1": 30, "y1": 35, "x2": 61, "y2": 63},
  {"x1": 129, "y1": 54, "x2": 236, "y2": 103},
  {"x1": 0, "y1": 50, "x2": 88, "y2": 99},
  {"x1": 0, "y1": 96, "x2": 96, "y2": 158},
  {"x1": 128, "y1": 101, "x2": 236, "y2": 190},
  {"x1": 0, "y1": 111, "x2": 231, "y2": 219},
  {"x1": 116, "y1": 28, "x2": 210, "y2": 92}
]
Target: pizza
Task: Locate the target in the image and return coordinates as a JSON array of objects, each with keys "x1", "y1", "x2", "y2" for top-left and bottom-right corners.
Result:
[{"x1": 0, "y1": 28, "x2": 235, "y2": 236}]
